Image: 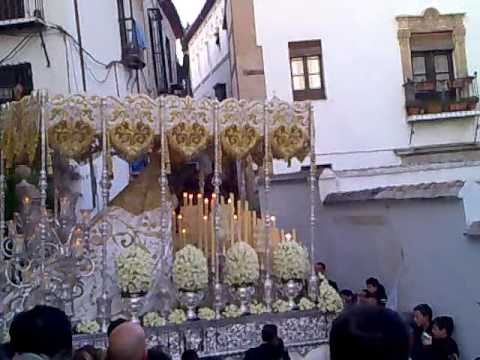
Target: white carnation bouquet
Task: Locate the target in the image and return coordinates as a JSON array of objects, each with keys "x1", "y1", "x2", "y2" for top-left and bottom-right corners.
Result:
[
  {"x1": 225, "y1": 242, "x2": 260, "y2": 287},
  {"x1": 168, "y1": 309, "x2": 187, "y2": 324},
  {"x1": 173, "y1": 245, "x2": 209, "y2": 291},
  {"x1": 76, "y1": 320, "x2": 100, "y2": 334},
  {"x1": 318, "y1": 274, "x2": 343, "y2": 314},
  {"x1": 143, "y1": 312, "x2": 166, "y2": 327},
  {"x1": 273, "y1": 240, "x2": 309, "y2": 281},
  {"x1": 299, "y1": 297, "x2": 316, "y2": 311},
  {"x1": 222, "y1": 304, "x2": 242, "y2": 318},
  {"x1": 198, "y1": 307, "x2": 215, "y2": 321},
  {"x1": 116, "y1": 243, "x2": 154, "y2": 295},
  {"x1": 272, "y1": 299, "x2": 290, "y2": 313},
  {"x1": 250, "y1": 301, "x2": 268, "y2": 315}
]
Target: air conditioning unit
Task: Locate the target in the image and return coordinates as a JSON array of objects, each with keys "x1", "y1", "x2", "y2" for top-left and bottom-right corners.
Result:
[{"x1": 123, "y1": 42, "x2": 145, "y2": 70}]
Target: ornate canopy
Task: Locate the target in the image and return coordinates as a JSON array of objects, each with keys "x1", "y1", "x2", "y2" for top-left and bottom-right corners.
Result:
[{"x1": 0, "y1": 94, "x2": 313, "y2": 168}]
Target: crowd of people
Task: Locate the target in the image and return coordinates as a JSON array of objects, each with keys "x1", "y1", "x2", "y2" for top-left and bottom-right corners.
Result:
[{"x1": 0, "y1": 264, "x2": 460, "y2": 360}]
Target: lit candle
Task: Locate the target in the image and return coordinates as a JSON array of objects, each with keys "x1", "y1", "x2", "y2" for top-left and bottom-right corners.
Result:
[
  {"x1": 23, "y1": 196, "x2": 31, "y2": 214},
  {"x1": 183, "y1": 192, "x2": 188, "y2": 206},
  {"x1": 188, "y1": 193, "x2": 194, "y2": 206},
  {"x1": 182, "y1": 228, "x2": 187, "y2": 247},
  {"x1": 203, "y1": 198, "x2": 209, "y2": 216},
  {"x1": 203, "y1": 215, "x2": 208, "y2": 255},
  {"x1": 285, "y1": 233, "x2": 292, "y2": 242}
]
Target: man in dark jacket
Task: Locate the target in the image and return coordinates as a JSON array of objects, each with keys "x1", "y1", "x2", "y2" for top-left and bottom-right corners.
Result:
[{"x1": 244, "y1": 324, "x2": 290, "y2": 360}]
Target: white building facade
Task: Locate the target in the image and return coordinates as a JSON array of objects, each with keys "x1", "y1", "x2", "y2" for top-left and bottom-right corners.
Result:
[
  {"x1": 0, "y1": 0, "x2": 183, "y2": 209},
  {"x1": 252, "y1": 0, "x2": 480, "y2": 194},
  {"x1": 186, "y1": 0, "x2": 231, "y2": 100}
]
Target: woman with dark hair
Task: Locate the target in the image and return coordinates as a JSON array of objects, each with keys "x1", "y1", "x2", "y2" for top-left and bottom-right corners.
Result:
[
  {"x1": 366, "y1": 277, "x2": 388, "y2": 307},
  {"x1": 73, "y1": 345, "x2": 102, "y2": 360}
]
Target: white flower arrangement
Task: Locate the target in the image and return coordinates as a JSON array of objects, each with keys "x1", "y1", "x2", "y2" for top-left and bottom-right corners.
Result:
[
  {"x1": 250, "y1": 301, "x2": 268, "y2": 315},
  {"x1": 273, "y1": 240, "x2": 309, "y2": 281},
  {"x1": 173, "y1": 245, "x2": 209, "y2": 292},
  {"x1": 1, "y1": 328, "x2": 10, "y2": 343},
  {"x1": 299, "y1": 297, "x2": 316, "y2": 311},
  {"x1": 198, "y1": 307, "x2": 216, "y2": 321},
  {"x1": 273, "y1": 299, "x2": 290, "y2": 313},
  {"x1": 143, "y1": 312, "x2": 166, "y2": 327},
  {"x1": 317, "y1": 274, "x2": 343, "y2": 314},
  {"x1": 76, "y1": 320, "x2": 100, "y2": 334},
  {"x1": 168, "y1": 309, "x2": 187, "y2": 324},
  {"x1": 225, "y1": 242, "x2": 260, "y2": 287},
  {"x1": 116, "y1": 243, "x2": 154, "y2": 295},
  {"x1": 222, "y1": 304, "x2": 242, "y2": 318}
]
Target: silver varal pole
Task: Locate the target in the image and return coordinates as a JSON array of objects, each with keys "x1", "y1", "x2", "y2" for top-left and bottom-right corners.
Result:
[
  {"x1": 263, "y1": 103, "x2": 274, "y2": 312},
  {"x1": 97, "y1": 99, "x2": 111, "y2": 332},
  {"x1": 39, "y1": 90, "x2": 49, "y2": 303},
  {"x1": 212, "y1": 101, "x2": 223, "y2": 319},
  {"x1": 307, "y1": 103, "x2": 319, "y2": 301},
  {"x1": 159, "y1": 98, "x2": 170, "y2": 271}
]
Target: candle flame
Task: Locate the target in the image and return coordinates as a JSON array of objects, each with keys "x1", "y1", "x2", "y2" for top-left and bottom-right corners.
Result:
[
  {"x1": 204, "y1": 198, "x2": 209, "y2": 204},
  {"x1": 271, "y1": 216, "x2": 276, "y2": 222},
  {"x1": 203, "y1": 215, "x2": 208, "y2": 221},
  {"x1": 227, "y1": 198, "x2": 232, "y2": 204},
  {"x1": 212, "y1": 193, "x2": 217, "y2": 199},
  {"x1": 182, "y1": 228, "x2": 187, "y2": 234},
  {"x1": 233, "y1": 214, "x2": 238, "y2": 221},
  {"x1": 23, "y1": 196, "x2": 31, "y2": 205},
  {"x1": 197, "y1": 193, "x2": 203, "y2": 199},
  {"x1": 177, "y1": 214, "x2": 183, "y2": 220},
  {"x1": 188, "y1": 194, "x2": 194, "y2": 200},
  {"x1": 285, "y1": 233, "x2": 292, "y2": 241},
  {"x1": 183, "y1": 192, "x2": 188, "y2": 198}
]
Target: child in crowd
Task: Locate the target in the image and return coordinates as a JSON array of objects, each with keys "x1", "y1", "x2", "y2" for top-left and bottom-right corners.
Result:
[
  {"x1": 411, "y1": 304, "x2": 433, "y2": 360},
  {"x1": 431, "y1": 316, "x2": 459, "y2": 360}
]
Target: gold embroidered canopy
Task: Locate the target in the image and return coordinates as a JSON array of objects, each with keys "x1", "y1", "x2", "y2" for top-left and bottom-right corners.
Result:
[{"x1": 0, "y1": 94, "x2": 313, "y2": 167}]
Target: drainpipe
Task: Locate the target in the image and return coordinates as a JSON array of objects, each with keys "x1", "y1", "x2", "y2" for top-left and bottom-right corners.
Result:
[{"x1": 73, "y1": 0, "x2": 87, "y2": 92}]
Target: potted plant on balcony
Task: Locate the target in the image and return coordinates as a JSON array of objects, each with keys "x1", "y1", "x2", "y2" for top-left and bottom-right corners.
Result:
[
  {"x1": 466, "y1": 96, "x2": 479, "y2": 110},
  {"x1": 448, "y1": 98, "x2": 469, "y2": 112},
  {"x1": 448, "y1": 76, "x2": 474, "y2": 90},
  {"x1": 415, "y1": 80, "x2": 436, "y2": 92},
  {"x1": 405, "y1": 100, "x2": 424, "y2": 116},
  {"x1": 425, "y1": 100, "x2": 443, "y2": 114}
]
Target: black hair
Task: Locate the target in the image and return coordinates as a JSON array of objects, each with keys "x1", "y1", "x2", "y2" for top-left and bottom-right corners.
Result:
[
  {"x1": 316, "y1": 262, "x2": 326, "y2": 270},
  {"x1": 148, "y1": 346, "x2": 172, "y2": 360},
  {"x1": 340, "y1": 289, "x2": 354, "y2": 297},
  {"x1": 433, "y1": 316, "x2": 455, "y2": 337},
  {"x1": 10, "y1": 305, "x2": 72, "y2": 358},
  {"x1": 181, "y1": 349, "x2": 199, "y2": 360},
  {"x1": 73, "y1": 345, "x2": 98, "y2": 360},
  {"x1": 413, "y1": 304, "x2": 433, "y2": 322},
  {"x1": 261, "y1": 324, "x2": 278, "y2": 343},
  {"x1": 107, "y1": 318, "x2": 128, "y2": 337},
  {"x1": 366, "y1": 277, "x2": 380, "y2": 287},
  {"x1": 330, "y1": 306, "x2": 409, "y2": 360}
]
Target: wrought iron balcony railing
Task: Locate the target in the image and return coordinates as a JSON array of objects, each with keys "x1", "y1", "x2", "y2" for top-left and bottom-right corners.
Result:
[
  {"x1": 404, "y1": 75, "x2": 479, "y2": 116},
  {"x1": 0, "y1": 0, "x2": 44, "y2": 22}
]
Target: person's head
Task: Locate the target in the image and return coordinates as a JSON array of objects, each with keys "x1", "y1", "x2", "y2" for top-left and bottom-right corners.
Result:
[
  {"x1": 330, "y1": 306, "x2": 409, "y2": 360},
  {"x1": 340, "y1": 289, "x2": 355, "y2": 305},
  {"x1": 413, "y1": 304, "x2": 433, "y2": 329},
  {"x1": 357, "y1": 289, "x2": 368, "y2": 304},
  {"x1": 315, "y1": 262, "x2": 326, "y2": 275},
  {"x1": 147, "y1": 346, "x2": 171, "y2": 360},
  {"x1": 366, "y1": 277, "x2": 380, "y2": 294},
  {"x1": 261, "y1": 324, "x2": 278, "y2": 343},
  {"x1": 107, "y1": 318, "x2": 128, "y2": 337},
  {"x1": 432, "y1": 316, "x2": 454, "y2": 339},
  {"x1": 107, "y1": 322, "x2": 146, "y2": 360},
  {"x1": 10, "y1": 305, "x2": 72, "y2": 359},
  {"x1": 73, "y1": 345, "x2": 98, "y2": 360},
  {"x1": 181, "y1": 349, "x2": 199, "y2": 360}
]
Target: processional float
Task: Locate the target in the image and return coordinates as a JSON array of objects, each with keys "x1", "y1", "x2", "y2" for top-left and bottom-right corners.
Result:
[{"x1": 0, "y1": 92, "x2": 341, "y2": 357}]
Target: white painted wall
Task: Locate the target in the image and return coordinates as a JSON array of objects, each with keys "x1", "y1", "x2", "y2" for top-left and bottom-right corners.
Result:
[
  {"x1": 253, "y1": 0, "x2": 480, "y2": 177},
  {"x1": 188, "y1": 0, "x2": 231, "y2": 99}
]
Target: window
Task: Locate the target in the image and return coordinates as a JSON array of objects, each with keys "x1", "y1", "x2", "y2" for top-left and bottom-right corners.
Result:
[
  {"x1": 165, "y1": 37, "x2": 173, "y2": 84},
  {"x1": 288, "y1": 40, "x2": 326, "y2": 101},
  {"x1": 0, "y1": 63, "x2": 33, "y2": 105},
  {"x1": 147, "y1": 8, "x2": 167, "y2": 95}
]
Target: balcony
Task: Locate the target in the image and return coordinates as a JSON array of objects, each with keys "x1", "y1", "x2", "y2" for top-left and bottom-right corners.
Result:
[
  {"x1": 404, "y1": 75, "x2": 480, "y2": 122},
  {"x1": 0, "y1": 0, "x2": 45, "y2": 30},
  {"x1": 119, "y1": 17, "x2": 146, "y2": 70}
]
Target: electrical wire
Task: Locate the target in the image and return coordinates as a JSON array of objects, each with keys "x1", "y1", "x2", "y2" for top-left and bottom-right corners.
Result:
[{"x1": 0, "y1": 34, "x2": 33, "y2": 65}]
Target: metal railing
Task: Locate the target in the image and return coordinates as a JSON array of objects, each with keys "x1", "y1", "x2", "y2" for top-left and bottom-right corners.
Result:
[
  {"x1": 0, "y1": 0, "x2": 44, "y2": 22},
  {"x1": 404, "y1": 75, "x2": 479, "y2": 115}
]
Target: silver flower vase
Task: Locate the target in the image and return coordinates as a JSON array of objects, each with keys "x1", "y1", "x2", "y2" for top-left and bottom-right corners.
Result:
[
  {"x1": 284, "y1": 280, "x2": 303, "y2": 310},
  {"x1": 177, "y1": 290, "x2": 204, "y2": 320},
  {"x1": 121, "y1": 292, "x2": 146, "y2": 323},
  {"x1": 232, "y1": 285, "x2": 255, "y2": 315}
]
